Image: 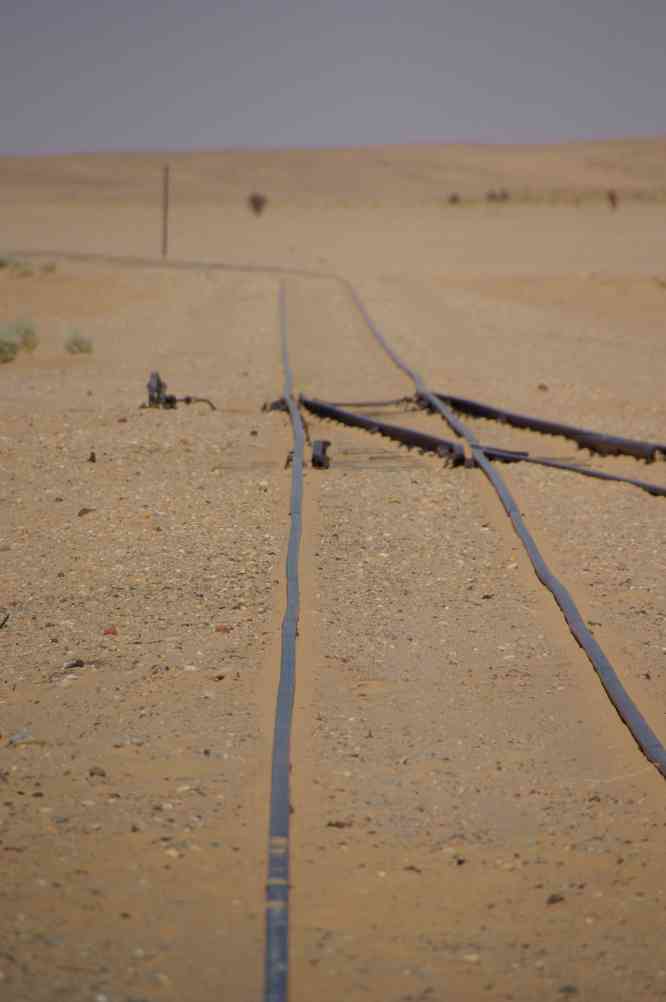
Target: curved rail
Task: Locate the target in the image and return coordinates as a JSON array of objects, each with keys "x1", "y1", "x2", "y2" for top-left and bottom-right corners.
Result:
[
  {"x1": 264, "y1": 284, "x2": 305, "y2": 1002},
  {"x1": 341, "y1": 280, "x2": 666, "y2": 780}
]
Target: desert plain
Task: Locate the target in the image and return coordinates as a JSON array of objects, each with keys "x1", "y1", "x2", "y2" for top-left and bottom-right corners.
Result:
[{"x1": 1, "y1": 137, "x2": 666, "y2": 1001}]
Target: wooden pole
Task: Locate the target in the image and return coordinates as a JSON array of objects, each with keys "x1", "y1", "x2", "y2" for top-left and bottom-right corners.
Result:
[{"x1": 161, "y1": 164, "x2": 170, "y2": 258}]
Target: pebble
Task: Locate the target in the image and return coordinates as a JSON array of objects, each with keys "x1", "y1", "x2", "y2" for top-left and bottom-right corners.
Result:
[
  {"x1": 8, "y1": 728, "x2": 32, "y2": 746},
  {"x1": 63, "y1": 658, "x2": 85, "y2": 669}
]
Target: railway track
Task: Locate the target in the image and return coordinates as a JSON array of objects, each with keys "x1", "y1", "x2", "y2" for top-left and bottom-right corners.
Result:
[
  {"x1": 264, "y1": 287, "x2": 305, "y2": 1002},
  {"x1": 8, "y1": 249, "x2": 666, "y2": 999},
  {"x1": 268, "y1": 278, "x2": 666, "y2": 1001}
]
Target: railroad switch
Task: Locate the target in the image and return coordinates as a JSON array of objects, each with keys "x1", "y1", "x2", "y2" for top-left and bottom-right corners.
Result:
[{"x1": 144, "y1": 370, "x2": 216, "y2": 410}]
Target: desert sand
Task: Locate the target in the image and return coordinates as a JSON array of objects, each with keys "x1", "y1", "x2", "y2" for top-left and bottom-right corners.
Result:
[{"x1": 1, "y1": 138, "x2": 666, "y2": 1001}]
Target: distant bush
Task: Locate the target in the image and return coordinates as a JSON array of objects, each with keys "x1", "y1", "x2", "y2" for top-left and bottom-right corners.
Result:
[
  {"x1": 0, "y1": 257, "x2": 33, "y2": 277},
  {"x1": 248, "y1": 192, "x2": 268, "y2": 216},
  {"x1": 64, "y1": 329, "x2": 93, "y2": 354},
  {"x1": 0, "y1": 332, "x2": 19, "y2": 364},
  {"x1": 0, "y1": 317, "x2": 39, "y2": 362},
  {"x1": 11, "y1": 317, "x2": 39, "y2": 352}
]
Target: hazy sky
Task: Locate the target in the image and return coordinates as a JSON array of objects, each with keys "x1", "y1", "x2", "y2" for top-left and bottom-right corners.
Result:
[{"x1": 2, "y1": 0, "x2": 665, "y2": 154}]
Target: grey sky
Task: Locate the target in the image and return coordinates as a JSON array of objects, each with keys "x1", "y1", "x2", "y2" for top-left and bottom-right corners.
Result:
[{"x1": 2, "y1": 0, "x2": 665, "y2": 154}]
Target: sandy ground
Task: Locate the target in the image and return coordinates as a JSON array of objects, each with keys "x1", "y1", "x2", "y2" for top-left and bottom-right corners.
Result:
[{"x1": 1, "y1": 140, "x2": 666, "y2": 1001}]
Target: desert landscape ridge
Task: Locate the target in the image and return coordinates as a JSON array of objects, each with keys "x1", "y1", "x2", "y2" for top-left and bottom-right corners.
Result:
[{"x1": 1, "y1": 138, "x2": 666, "y2": 1002}]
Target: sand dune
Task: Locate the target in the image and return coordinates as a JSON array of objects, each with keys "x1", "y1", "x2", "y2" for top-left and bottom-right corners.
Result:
[{"x1": 2, "y1": 135, "x2": 666, "y2": 210}]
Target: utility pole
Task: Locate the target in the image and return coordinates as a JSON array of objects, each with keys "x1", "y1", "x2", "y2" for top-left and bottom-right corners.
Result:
[{"x1": 161, "y1": 164, "x2": 170, "y2": 258}]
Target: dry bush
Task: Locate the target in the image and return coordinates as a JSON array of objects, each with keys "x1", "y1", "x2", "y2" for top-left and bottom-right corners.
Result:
[
  {"x1": 248, "y1": 192, "x2": 268, "y2": 216},
  {"x1": 0, "y1": 317, "x2": 39, "y2": 361},
  {"x1": 0, "y1": 332, "x2": 19, "y2": 363},
  {"x1": 12, "y1": 318, "x2": 39, "y2": 352},
  {"x1": 64, "y1": 329, "x2": 93, "y2": 354}
]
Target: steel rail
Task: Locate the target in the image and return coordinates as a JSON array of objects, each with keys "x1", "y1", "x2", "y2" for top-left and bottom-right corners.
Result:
[
  {"x1": 342, "y1": 280, "x2": 666, "y2": 779},
  {"x1": 430, "y1": 391, "x2": 666, "y2": 462},
  {"x1": 15, "y1": 248, "x2": 666, "y2": 774},
  {"x1": 300, "y1": 395, "x2": 465, "y2": 465},
  {"x1": 486, "y1": 451, "x2": 666, "y2": 497},
  {"x1": 302, "y1": 395, "x2": 666, "y2": 497},
  {"x1": 264, "y1": 284, "x2": 305, "y2": 1002}
]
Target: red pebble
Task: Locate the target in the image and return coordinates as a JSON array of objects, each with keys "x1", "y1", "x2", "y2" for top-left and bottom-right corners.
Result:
[
  {"x1": 103, "y1": 625, "x2": 118, "y2": 636},
  {"x1": 215, "y1": 624, "x2": 230, "y2": 634}
]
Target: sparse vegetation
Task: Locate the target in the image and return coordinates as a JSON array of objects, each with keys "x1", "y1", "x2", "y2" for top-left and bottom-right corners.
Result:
[
  {"x1": 0, "y1": 317, "x2": 39, "y2": 362},
  {"x1": 11, "y1": 317, "x2": 39, "y2": 352},
  {"x1": 0, "y1": 256, "x2": 54, "y2": 277},
  {"x1": 64, "y1": 329, "x2": 93, "y2": 354},
  {"x1": 0, "y1": 333, "x2": 19, "y2": 364},
  {"x1": 248, "y1": 192, "x2": 268, "y2": 216},
  {"x1": 0, "y1": 255, "x2": 30, "y2": 275}
]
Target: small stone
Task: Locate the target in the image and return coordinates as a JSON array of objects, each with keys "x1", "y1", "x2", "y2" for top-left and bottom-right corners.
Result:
[
  {"x1": 103, "y1": 625, "x2": 118, "y2": 636},
  {"x1": 89, "y1": 766, "x2": 107, "y2": 778},
  {"x1": 463, "y1": 953, "x2": 480, "y2": 963},
  {"x1": 547, "y1": 893, "x2": 565, "y2": 905},
  {"x1": 77, "y1": 507, "x2": 95, "y2": 517},
  {"x1": 8, "y1": 728, "x2": 32, "y2": 746},
  {"x1": 64, "y1": 658, "x2": 85, "y2": 670}
]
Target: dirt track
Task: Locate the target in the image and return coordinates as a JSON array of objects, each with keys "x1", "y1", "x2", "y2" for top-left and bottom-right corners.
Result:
[{"x1": 1, "y1": 144, "x2": 666, "y2": 1001}]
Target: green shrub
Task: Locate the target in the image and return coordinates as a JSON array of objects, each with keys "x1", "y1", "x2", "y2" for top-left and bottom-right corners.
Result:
[
  {"x1": 10, "y1": 318, "x2": 38, "y2": 352},
  {"x1": 0, "y1": 332, "x2": 19, "y2": 363},
  {"x1": 64, "y1": 329, "x2": 93, "y2": 354},
  {"x1": 0, "y1": 256, "x2": 34, "y2": 277}
]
